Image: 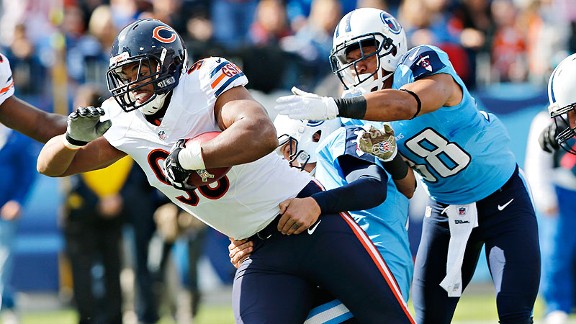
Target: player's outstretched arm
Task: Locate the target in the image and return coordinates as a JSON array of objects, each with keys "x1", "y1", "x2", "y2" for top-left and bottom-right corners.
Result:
[
  {"x1": 0, "y1": 96, "x2": 67, "y2": 143},
  {"x1": 37, "y1": 107, "x2": 124, "y2": 177}
]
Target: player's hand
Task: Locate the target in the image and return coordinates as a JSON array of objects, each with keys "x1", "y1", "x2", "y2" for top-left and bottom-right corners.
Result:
[
  {"x1": 277, "y1": 197, "x2": 321, "y2": 235},
  {"x1": 164, "y1": 139, "x2": 197, "y2": 191},
  {"x1": 228, "y1": 238, "x2": 253, "y2": 269},
  {"x1": 65, "y1": 106, "x2": 111, "y2": 147},
  {"x1": 357, "y1": 124, "x2": 398, "y2": 162},
  {"x1": 539, "y1": 122, "x2": 560, "y2": 153},
  {"x1": 274, "y1": 86, "x2": 339, "y2": 120}
]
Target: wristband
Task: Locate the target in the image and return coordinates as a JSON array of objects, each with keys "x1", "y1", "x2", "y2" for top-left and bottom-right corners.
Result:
[
  {"x1": 399, "y1": 88, "x2": 421, "y2": 119},
  {"x1": 334, "y1": 96, "x2": 367, "y2": 119},
  {"x1": 381, "y1": 153, "x2": 409, "y2": 180},
  {"x1": 63, "y1": 135, "x2": 84, "y2": 150},
  {"x1": 178, "y1": 140, "x2": 206, "y2": 170}
]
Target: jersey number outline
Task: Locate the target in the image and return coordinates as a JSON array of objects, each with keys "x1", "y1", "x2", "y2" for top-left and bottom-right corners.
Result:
[
  {"x1": 148, "y1": 149, "x2": 230, "y2": 205},
  {"x1": 403, "y1": 128, "x2": 471, "y2": 182}
]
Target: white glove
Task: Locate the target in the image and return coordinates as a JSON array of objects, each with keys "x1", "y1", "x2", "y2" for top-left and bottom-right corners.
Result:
[
  {"x1": 274, "y1": 87, "x2": 339, "y2": 120},
  {"x1": 357, "y1": 124, "x2": 398, "y2": 162},
  {"x1": 64, "y1": 106, "x2": 111, "y2": 148}
]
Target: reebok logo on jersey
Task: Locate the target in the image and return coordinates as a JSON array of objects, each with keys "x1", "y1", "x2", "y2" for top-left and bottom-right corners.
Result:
[
  {"x1": 497, "y1": 199, "x2": 514, "y2": 211},
  {"x1": 307, "y1": 220, "x2": 321, "y2": 235}
]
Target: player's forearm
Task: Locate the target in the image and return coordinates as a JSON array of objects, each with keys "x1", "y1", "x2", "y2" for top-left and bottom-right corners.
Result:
[
  {"x1": 37, "y1": 135, "x2": 78, "y2": 176},
  {"x1": 362, "y1": 90, "x2": 419, "y2": 121},
  {"x1": 1, "y1": 97, "x2": 67, "y2": 143},
  {"x1": 204, "y1": 116, "x2": 278, "y2": 168}
]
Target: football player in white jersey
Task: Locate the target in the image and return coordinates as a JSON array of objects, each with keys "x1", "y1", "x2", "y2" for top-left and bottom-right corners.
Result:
[
  {"x1": 36, "y1": 19, "x2": 415, "y2": 323},
  {"x1": 0, "y1": 53, "x2": 67, "y2": 143}
]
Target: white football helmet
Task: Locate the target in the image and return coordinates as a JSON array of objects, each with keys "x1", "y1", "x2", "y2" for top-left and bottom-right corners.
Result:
[
  {"x1": 330, "y1": 8, "x2": 407, "y2": 93},
  {"x1": 273, "y1": 115, "x2": 341, "y2": 170},
  {"x1": 548, "y1": 53, "x2": 576, "y2": 154}
]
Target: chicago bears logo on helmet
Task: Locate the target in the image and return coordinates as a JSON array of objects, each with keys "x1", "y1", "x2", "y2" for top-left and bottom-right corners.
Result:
[
  {"x1": 152, "y1": 26, "x2": 177, "y2": 43},
  {"x1": 380, "y1": 12, "x2": 402, "y2": 35}
]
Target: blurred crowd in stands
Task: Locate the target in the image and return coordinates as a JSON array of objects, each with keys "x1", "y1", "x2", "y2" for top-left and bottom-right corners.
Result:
[
  {"x1": 1, "y1": 0, "x2": 576, "y2": 323},
  {"x1": 1, "y1": 0, "x2": 575, "y2": 102}
]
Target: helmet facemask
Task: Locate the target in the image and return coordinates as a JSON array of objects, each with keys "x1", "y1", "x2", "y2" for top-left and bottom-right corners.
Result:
[
  {"x1": 276, "y1": 135, "x2": 311, "y2": 171},
  {"x1": 107, "y1": 49, "x2": 182, "y2": 115},
  {"x1": 550, "y1": 103, "x2": 576, "y2": 154},
  {"x1": 330, "y1": 33, "x2": 396, "y2": 93}
]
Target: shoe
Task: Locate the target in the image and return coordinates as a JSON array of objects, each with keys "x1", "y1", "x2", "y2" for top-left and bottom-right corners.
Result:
[{"x1": 545, "y1": 310, "x2": 569, "y2": 324}]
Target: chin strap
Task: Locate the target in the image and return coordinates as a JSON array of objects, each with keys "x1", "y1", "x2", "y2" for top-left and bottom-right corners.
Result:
[{"x1": 141, "y1": 93, "x2": 167, "y2": 115}]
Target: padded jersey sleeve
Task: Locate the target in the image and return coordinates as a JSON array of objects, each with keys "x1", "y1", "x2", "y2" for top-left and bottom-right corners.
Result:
[
  {"x1": 188, "y1": 57, "x2": 248, "y2": 99},
  {"x1": 311, "y1": 126, "x2": 388, "y2": 214},
  {"x1": 0, "y1": 53, "x2": 15, "y2": 106},
  {"x1": 396, "y1": 45, "x2": 450, "y2": 82}
]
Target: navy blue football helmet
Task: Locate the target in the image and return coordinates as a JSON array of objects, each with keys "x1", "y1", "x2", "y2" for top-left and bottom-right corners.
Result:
[{"x1": 106, "y1": 19, "x2": 188, "y2": 115}]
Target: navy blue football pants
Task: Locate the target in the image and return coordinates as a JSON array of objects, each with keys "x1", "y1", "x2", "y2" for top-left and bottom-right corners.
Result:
[
  {"x1": 232, "y1": 181, "x2": 414, "y2": 323},
  {"x1": 412, "y1": 167, "x2": 540, "y2": 324}
]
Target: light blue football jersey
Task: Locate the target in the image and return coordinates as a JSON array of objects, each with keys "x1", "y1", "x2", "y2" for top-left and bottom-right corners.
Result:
[
  {"x1": 315, "y1": 126, "x2": 413, "y2": 301},
  {"x1": 391, "y1": 45, "x2": 517, "y2": 204}
]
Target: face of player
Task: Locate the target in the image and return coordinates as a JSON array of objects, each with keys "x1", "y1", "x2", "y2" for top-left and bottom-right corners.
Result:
[
  {"x1": 279, "y1": 139, "x2": 316, "y2": 173},
  {"x1": 116, "y1": 61, "x2": 156, "y2": 106},
  {"x1": 569, "y1": 110, "x2": 576, "y2": 129},
  {"x1": 345, "y1": 45, "x2": 393, "y2": 89},
  {"x1": 346, "y1": 45, "x2": 378, "y2": 76}
]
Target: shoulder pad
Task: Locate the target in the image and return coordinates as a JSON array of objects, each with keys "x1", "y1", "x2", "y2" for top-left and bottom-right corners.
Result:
[{"x1": 401, "y1": 46, "x2": 447, "y2": 80}]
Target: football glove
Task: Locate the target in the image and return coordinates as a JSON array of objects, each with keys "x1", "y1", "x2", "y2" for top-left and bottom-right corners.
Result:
[
  {"x1": 164, "y1": 139, "x2": 197, "y2": 191},
  {"x1": 357, "y1": 124, "x2": 398, "y2": 162},
  {"x1": 538, "y1": 122, "x2": 560, "y2": 153},
  {"x1": 274, "y1": 87, "x2": 339, "y2": 120},
  {"x1": 65, "y1": 106, "x2": 111, "y2": 147}
]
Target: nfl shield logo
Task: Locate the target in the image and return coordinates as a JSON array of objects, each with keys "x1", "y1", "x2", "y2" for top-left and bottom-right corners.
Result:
[
  {"x1": 158, "y1": 130, "x2": 166, "y2": 140},
  {"x1": 458, "y1": 207, "x2": 466, "y2": 215}
]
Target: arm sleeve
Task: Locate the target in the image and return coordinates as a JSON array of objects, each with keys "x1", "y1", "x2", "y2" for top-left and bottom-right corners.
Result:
[{"x1": 311, "y1": 154, "x2": 388, "y2": 214}]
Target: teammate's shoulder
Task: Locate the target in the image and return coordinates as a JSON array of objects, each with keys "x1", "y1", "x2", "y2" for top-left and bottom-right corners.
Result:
[
  {"x1": 0, "y1": 52, "x2": 13, "y2": 79},
  {"x1": 186, "y1": 56, "x2": 247, "y2": 97},
  {"x1": 399, "y1": 45, "x2": 448, "y2": 79}
]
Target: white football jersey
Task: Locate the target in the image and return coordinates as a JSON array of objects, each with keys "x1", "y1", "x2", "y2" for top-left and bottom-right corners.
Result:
[
  {"x1": 0, "y1": 53, "x2": 15, "y2": 106},
  {"x1": 103, "y1": 57, "x2": 312, "y2": 239}
]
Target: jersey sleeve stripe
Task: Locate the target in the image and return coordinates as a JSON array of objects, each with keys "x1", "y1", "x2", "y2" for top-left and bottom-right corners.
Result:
[
  {"x1": 211, "y1": 73, "x2": 227, "y2": 89},
  {"x1": 0, "y1": 80, "x2": 14, "y2": 95},
  {"x1": 210, "y1": 61, "x2": 228, "y2": 78},
  {"x1": 214, "y1": 73, "x2": 245, "y2": 97}
]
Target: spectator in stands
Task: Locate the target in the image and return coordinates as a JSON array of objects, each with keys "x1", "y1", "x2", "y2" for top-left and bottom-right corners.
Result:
[
  {"x1": 210, "y1": 0, "x2": 258, "y2": 50},
  {"x1": 490, "y1": 0, "x2": 528, "y2": 82},
  {"x1": 449, "y1": 0, "x2": 495, "y2": 89},
  {"x1": 153, "y1": 202, "x2": 208, "y2": 320},
  {"x1": 121, "y1": 166, "x2": 172, "y2": 324},
  {"x1": 0, "y1": 118, "x2": 39, "y2": 324},
  {"x1": 249, "y1": 0, "x2": 292, "y2": 47},
  {"x1": 280, "y1": 0, "x2": 342, "y2": 91},
  {"x1": 2, "y1": 23, "x2": 46, "y2": 96},
  {"x1": 62, "y1": 85, "x2": 125, "y2": 324},
  {"x1": 85, "y1": 5, "x2": 119, "y2": 91}
]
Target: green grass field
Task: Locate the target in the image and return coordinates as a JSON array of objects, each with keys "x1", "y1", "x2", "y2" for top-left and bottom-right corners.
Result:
[{"x1": 15, "y1": 288, "x2": 551, "y2": 324}]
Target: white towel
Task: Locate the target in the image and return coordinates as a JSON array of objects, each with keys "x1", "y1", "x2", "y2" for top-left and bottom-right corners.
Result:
[{"x1": 439, "y1": 203, "x2": 478, "y2": 297}]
